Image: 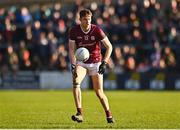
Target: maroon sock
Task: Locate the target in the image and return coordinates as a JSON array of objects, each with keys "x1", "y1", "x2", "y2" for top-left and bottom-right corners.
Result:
[
  {"x1": 105, "y1": 110, "x2": 112, "y2": 118},
  {"x1": 77, "y1": 108, "x2": 82, "y2": 115}
]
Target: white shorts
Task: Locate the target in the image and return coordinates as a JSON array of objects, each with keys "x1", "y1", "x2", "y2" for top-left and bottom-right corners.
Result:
[{"x1": 77, "y1": 62, "x2": 101, "y2": 76}]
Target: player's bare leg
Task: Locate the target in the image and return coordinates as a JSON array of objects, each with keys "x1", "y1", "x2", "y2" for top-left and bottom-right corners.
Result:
[
  {"x1": 72, "y1": 65, "x2": 87, "y2": 122},
  {"x1": 91, "y1": 74, "x2": 114, "y2": 123}
]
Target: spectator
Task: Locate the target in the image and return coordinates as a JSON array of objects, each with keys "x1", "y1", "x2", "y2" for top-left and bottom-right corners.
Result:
[
  {"x1": 125, "y1": 56, "x2": 136, "y2": 72},
  {"x1": 0, "y1": 0, "x2": 179, "y2": 72},
  {"x1": 163, "y1": 46, "x2": 176, "y2": 71},
  {"x1": 113, "y1": 46, "x2": 125, "y2": 73},
  {"x1": 7, "y1": 45, "x2": 19, "y2": 73},
  {"x1": 150, "y1": 41, "x2": 166, "y2": 71},
  {"x1": 38, "y1": 31, "x2": 49, "y2": 68},
  {"x1": 18, "y1": 40, "x2": 32, "y2": 70}
]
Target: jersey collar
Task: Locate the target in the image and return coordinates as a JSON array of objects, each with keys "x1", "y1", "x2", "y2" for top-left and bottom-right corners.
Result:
[{"x1": 80, "y1": 24, "x2": 91, "y2": 34}]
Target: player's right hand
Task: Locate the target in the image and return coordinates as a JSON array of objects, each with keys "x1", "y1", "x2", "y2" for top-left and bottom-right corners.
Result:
[{"x1": 71, "y1": 64, "x2": 77, "y2": 78}]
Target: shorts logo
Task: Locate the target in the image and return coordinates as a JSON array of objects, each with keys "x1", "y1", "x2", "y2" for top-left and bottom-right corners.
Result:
[{"x1": 91, "y1": 36, "x2": 95, "y2": 40}]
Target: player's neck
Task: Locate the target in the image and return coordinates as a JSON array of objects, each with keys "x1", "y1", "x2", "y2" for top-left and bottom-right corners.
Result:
[{"x1": 80, "y1": 24, "x2": 91, "y2": 34}]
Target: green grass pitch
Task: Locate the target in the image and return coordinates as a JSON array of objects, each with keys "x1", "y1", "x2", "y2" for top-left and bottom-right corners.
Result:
[{"x1": 0, "y1": 90, "x2": 180, "y2": 129}]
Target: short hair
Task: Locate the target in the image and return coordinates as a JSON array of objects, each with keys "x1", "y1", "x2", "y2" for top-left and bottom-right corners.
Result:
[{"x1": 79, "y1": 9, "x2": 92, "y2": 18}]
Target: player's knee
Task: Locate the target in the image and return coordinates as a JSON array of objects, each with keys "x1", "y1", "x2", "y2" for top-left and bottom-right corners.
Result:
[
  {"x1": 73, "y1": 77, "x2": 80, "y2": 88},
  {"x1": 73, "y1": 81, "x2": 80, "y2": 88},
  {"x1": 73, "y1": 84, "x2": 80, "y2": 88}
]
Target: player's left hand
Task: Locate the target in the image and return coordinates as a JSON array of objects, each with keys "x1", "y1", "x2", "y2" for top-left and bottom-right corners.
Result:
[{"x1": 98, "y1": 61, "x2": 107, "y2": 74}]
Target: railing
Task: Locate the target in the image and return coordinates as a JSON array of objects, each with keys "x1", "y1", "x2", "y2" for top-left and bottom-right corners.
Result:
[{"x1": 0, "y1": 71, "x2": 179, "y2": 90}]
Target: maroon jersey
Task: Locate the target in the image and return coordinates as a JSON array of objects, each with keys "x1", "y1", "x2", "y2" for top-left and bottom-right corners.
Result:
[{"x1": 69, "y1": 24, "x2": 106, "y2": 63}]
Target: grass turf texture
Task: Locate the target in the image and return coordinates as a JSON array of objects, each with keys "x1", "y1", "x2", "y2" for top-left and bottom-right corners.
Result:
[{"x1": 0, "y1": 90, "x2": 180, "y2": 129}]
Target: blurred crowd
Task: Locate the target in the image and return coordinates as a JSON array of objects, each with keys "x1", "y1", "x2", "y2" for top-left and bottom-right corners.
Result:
[{"x1": 0, "y1": 0, "x2": 179, "y2": 74}]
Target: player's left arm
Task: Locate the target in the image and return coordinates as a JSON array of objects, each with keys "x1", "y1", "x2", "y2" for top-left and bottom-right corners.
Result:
[
  {"x1": 101, "y1": 36, "x2": 113, "y2": 63},
  {"x1": 98, "y1": 36, "x2": 112, "y2": 74}
]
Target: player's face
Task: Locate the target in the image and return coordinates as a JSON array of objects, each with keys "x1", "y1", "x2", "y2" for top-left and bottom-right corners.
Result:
[{"x1": 80, "y1": 15, "x2": 92, "y2": 30}]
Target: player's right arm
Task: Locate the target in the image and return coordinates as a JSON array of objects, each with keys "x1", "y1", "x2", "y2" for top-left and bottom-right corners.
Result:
[
  {"x1": 68, "y1": 39, "x2": 76, "y2": 65},
  {"x1": 68, "y1": 39, "x2": 78, "y2": 77}
]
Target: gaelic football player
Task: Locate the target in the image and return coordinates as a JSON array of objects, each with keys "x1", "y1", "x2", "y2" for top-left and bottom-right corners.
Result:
[{"x1": 68, "y1": 9, "x2": 114, "y2": 123}]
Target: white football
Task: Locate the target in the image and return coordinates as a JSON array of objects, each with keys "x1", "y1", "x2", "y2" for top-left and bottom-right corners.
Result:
[{"x1": 75, "y1": 47, "x2": 90, "y2": 62}]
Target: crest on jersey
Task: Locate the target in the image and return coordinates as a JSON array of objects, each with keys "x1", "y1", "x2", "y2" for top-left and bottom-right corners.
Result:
[
  {"x1": 84, "y1": 36, "x2": 89, "y2": 40},
  {"x1": 91, "y1": 36, "x2": 95, "y2": 40}
]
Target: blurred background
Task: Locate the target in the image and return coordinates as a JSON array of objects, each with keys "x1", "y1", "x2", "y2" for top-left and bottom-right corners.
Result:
[{"x1": 0, "y1": 0, "x2": 179, "y2": 90}]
